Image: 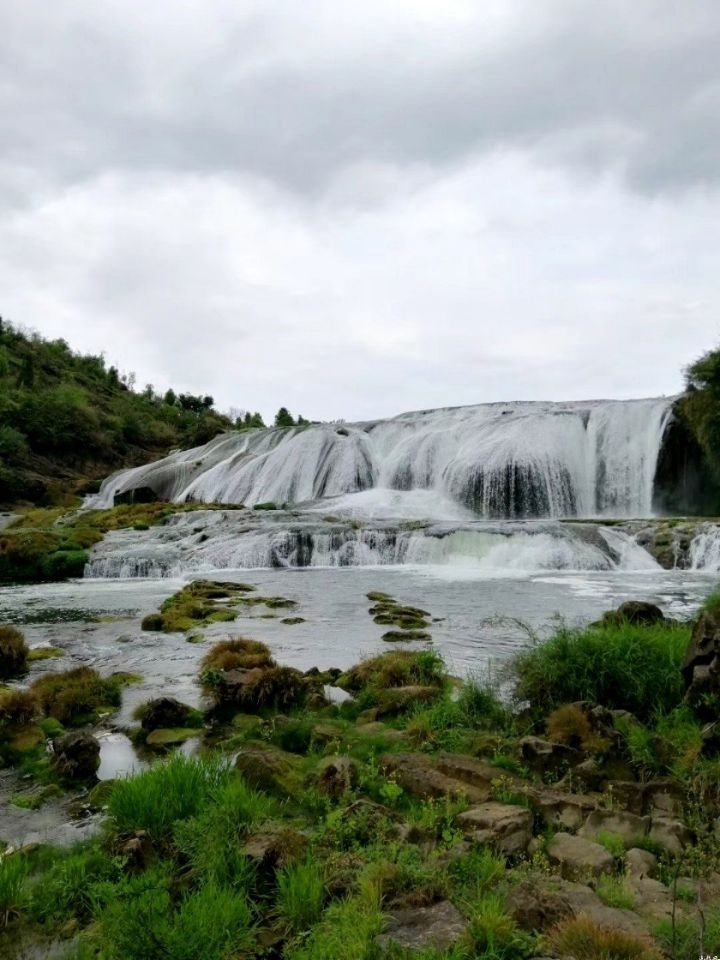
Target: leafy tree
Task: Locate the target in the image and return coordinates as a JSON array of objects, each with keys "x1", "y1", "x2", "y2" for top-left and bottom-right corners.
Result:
[
  {"x1": 274, "y1": 407, "x2": 295, "y2": 428},
  {"x1": 682, "y1": 347, "x2": 720, "y2": 479}
]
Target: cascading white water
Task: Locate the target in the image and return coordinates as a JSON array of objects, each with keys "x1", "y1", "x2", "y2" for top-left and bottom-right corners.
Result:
[
  {"x1": 89, "y1": 397, "x2": 675, "y2": 520},
  {"x1": 689, "y1": 525, "x2": 720, "y2": 571},
  {"x1": 84, "y1": 509, "x2": 660, "y2": 578}
]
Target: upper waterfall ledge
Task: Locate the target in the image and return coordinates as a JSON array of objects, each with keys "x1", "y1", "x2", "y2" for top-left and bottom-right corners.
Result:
[{"x1": 88, "y1": 397, "x2": 676, "y2": 521}]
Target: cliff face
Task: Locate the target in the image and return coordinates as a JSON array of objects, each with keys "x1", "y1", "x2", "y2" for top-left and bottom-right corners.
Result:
[{"x1": 653, "y1": 400, "x2": 720, "y2": 517}]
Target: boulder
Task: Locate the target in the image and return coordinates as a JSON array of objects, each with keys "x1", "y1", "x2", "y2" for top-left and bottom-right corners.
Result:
[
  {"x1": 596, "y1": 601, "x2": 667, "y2": 627},
  {"x1": 51, "y1": 731, "x2": 100, "y2": 780},
  {"x1": 140, "y1": 697, "x2": 193, "y2": 731},
  {"x1": 528, "y1": 787, "x2": 596, "y2": 832},
  {"x1": 506, "y1": 881, "x2": 574, "y2": 933},
  {"x1": 315, "y1": 756, "x2": 358, "y2": 799},
  {"x1": 519, "y1": 737, "x2": 580, "y2": 778},
  {"x1": 625, "y1": 847, "x2": 658, "y2": 879},
  {"x1": 241, "y1": 827, "x2": 306, "y2": 870},
  {"x1": 604, "y1": 781, "x2": 645, "y2": 815},
  {"x1": 234, "y1": 745, "x2": 300, "y2": 794},
  {"x1": 647, "y1": 817, "x2": 693, "y2": 858},
  {"x1": 456, "y1": 802, "x2": 533, "y2": 856},
  {"x1": 682, "y1": 609, "x2": 720, "y2": 721},
  {"x1": 546, "y1": 833, "x2": 615, "y2": 881},
  {"x1": 377, "y1": 901, "x2": 468, "y2": 952},
  {"x1": 379, "y1": 753, "x2": 489, "y2": 803},
  {"x1": 579, "y1": 809, "x2": 650, "y2": 847},
  {"x1": 643, "y1": 779, "x2": 685, "y2": 818}
]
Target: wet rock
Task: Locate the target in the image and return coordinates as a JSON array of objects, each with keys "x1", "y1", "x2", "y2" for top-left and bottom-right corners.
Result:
[
  {"x1": 119, "y1": 830, "x2": 155, "y2": 872},
  {"x1": 682, "y1": 609, "x2": 720, "y2": 721},
  {"x1": 647, "y1": 817, "x2": 693, "y2": 858},
  {"x1": 596, "y1": 601, "x2": 667, "y2": 627},
  {"x1": 377, "y1": 901, "x2": 468, "y2": 952},
  {"x1": 579, "y1": 809, "x2": 650, "y2": 847},
  {"x1": 456, "y1": 802, "x2": 533, "y2": 856},
  {"x1": 315, "y1": 756, "x2": 358, "y2": 799},
  {"x1": 546, "y1": 833, "x2": 615, "y2": 880},
  {"x1": 140, "y1": 697, "x2": 193, "y2": 731},
  {"x1": 234, "y1": 745, "x2": 300, "y2": 794},
  {"x1": 145, "y1": 728, "x2": 200, "y2": 747},
  {"x1": 51, "y1": 731, "x2": 100, "y2": 780},
  {"x1": 506, "y1": 881, "x2": 574, "y2": 933},
  {"x1": 625, "y1": 847, "x2": 658, "y2": 879},
  {"x1": 241, "y1": 827, "x2": 306, "y2": 870}
]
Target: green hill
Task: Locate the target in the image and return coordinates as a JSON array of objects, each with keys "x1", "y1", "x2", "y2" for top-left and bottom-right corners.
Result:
[{"x1": 0, "y1": 318, "x2": 234, "y2": 506}]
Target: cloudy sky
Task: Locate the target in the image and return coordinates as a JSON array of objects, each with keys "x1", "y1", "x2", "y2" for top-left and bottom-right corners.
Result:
[{"x1": 1, "y1": 1, "x2": 719, "y2": 421}]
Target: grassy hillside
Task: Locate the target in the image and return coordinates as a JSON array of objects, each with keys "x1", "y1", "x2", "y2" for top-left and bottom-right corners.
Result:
[{"x1": 0, "y1": 318, "x2": 234, "y2": 506}]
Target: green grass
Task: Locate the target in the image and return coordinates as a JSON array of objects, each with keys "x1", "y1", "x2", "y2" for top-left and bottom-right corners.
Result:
[
  {"x1": 173, "y1": 777, "x2": 273, "y2": 887},
  {"x1": 509, "y1": 620, "x2": 690, "y2": 721},
  {"x1": 277, "y1": 858, "x2": 326, "y2": 933},
  {"x1": 108, "y1": 753, "x2": 232, "y2": 841},
  {"x1": 0, "y1": 852, "x2": 28, "y2": 928},
  {"x1": 28, "y1": 840, "x2": 121, "y2": 925},
  {"x1": 653, "y1": 909, "x2": 720, "y2": 960},
  {"x1": 468, "y1": 892, "x2": 534, "y2": 960},
  {"x1": 0, "y1": 624, "x2": 28, "y2": 678},
  {"x1": 97, "y1": 870, "x2": 254, "y2": 960},
  {"x1": 596, "y1": 875, "x2": 635, "y2": 909},
  {"x1": 286, "y1": 873, "x2": 383, "y2": 960}
]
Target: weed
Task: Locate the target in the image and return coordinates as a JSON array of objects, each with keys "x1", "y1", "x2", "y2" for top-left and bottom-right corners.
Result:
[{"x1": 547, "y1": 916, "x2": 661, "y2": 960}]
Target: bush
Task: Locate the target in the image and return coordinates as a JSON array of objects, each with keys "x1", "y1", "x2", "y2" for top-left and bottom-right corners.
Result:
[
  {"x1": 201, "y1": 638, "x2": 274, "y2": 674},
  {"x1": 339, "y1": 650, "x2": 446, "y2": 694},
  {"x1": 509, "y1": 621, "x2": 690, "y2": 721},
  {"x1": 546, "y1": 917, "x2": 661, "y2": 960},
  {"x1": 108, "y1": 754, "x2": 232, "y2": 842},
  {"x1": 0, "y1": 625, "x2": 28, "y2": 678},
  {"x1": 31, "y1": 666, "x2": 121, "y2": 725},
  {"x1": 0, "y1": 688, "x2": 37, "y2": 725}
]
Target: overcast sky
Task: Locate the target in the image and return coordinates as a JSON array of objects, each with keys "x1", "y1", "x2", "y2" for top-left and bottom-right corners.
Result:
[{"x1": 1, "y1": 1, "x2": 719, "y2": 421}]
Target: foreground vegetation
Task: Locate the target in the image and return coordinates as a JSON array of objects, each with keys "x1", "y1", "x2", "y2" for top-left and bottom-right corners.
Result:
[{"x1": 2, "y1": 587, "x2": 720, "y2": 959}]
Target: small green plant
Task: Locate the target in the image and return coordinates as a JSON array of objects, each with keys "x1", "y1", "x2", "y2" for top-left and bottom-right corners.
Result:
[
  {"x1": 596, "y1": 830, "x2": 626, "y2": 860},
  {"x1": 596, "y1": 875, "x2": 635, "y2": 909}
]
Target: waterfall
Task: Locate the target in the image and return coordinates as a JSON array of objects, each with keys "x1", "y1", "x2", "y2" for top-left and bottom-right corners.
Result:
[
  {"x1": 689, "y1": 525, "x2": 720, "y2": 571},
  {"x1": 84, "y1": 510, "x2": 660, "y2": 578},
  {"x1": 88, "y1": 397, "x2": 675, "y2": 520}
]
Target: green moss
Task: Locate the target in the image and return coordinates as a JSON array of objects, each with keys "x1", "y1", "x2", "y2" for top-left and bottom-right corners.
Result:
[
  {"x1": 382, "y1": 630, "x2": 432, "y2": 643},
  {"x1": 27, "y1": 646, "x2": 64, "y2": 662},
  {"x1": 145, "y1": 728, "x2": 202, "y2": 747}
]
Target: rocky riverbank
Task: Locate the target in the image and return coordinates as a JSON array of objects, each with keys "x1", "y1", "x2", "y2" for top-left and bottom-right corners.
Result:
[{"x1": 1, "y1": 586, "x2": 720, "y2": 959}]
